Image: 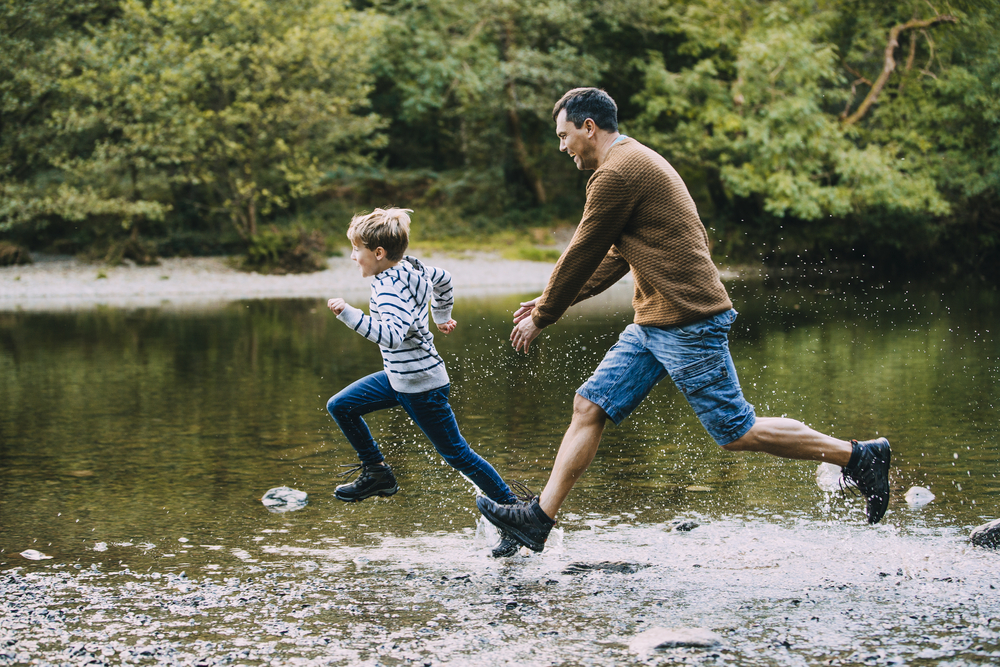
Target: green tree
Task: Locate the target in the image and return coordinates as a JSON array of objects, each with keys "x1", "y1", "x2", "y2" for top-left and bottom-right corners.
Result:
[
  {"x1": 372, "y1": 0, "x2": 604, "y2": 212},
  {"x1": 3, "y1": 0, "x2": 385, "y2": 247},
  {"x1": 627, "y1": 0, "x2": 998, "y2": 267}
]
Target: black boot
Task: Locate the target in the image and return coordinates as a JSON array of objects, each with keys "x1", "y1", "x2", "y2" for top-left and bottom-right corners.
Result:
[
  {"x1": 335, "y1": 463, "x2": 399, "y2": 502},
  {"x1": 842, "y1": 438, "x2": 891, "y2": 524},
  {"x1": 477, "y1": 495, "x2": 555, "y2": 552}
]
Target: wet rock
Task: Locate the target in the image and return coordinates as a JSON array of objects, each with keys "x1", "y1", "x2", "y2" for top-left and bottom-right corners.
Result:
[
  {"x1": 904, "y1": 486, "x2": 935, "y2": 507},
  {"x1": 261, "y1": 486, "x2": 308, "y2": 513},
  {"x1": 970, "y1": 518, "x2": 1000, "y2": 549},
  {"x1": 816, "y1": 463, "x2": 843, "y2": 492},
  {"x1": 562, "y1": 561, "x2": 650, "y2": 575},
  {"x1": 629, "y1": 627, "x2": 723, "y2": 652},
  {"x1": 19, "y1": 549, "x2": 53, "y2": 560},
  {"x1": 670, "y1": 519, "x2": 700, "y2": 532}
]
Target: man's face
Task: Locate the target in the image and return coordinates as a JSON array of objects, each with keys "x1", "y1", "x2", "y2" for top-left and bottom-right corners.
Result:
[{"x1": 555, "y1": 109, "x2": 596, "y2": 171}]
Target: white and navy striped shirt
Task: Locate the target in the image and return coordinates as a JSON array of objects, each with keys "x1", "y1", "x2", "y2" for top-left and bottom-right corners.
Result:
[{"x1": 337, "y1": 255, "x2": 454, "y2": 393}]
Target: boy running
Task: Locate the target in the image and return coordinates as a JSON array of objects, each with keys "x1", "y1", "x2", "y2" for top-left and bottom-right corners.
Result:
[{"x1": 326, "y1": 208, "x2": 519, "y2": 556}]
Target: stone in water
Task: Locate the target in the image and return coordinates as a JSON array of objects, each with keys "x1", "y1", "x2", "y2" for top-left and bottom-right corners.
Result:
[
  {"x1": 629, "y1": 627, "x2": 723, "y2": 653},
  {"x1": 816, "y1": 462, "x2": 843, "y2": 492},
  {"x1": 20, "y1": 549, "x2": 53, "y2": 560},
  {"x1": 904, "y1": 486, "x2": 935, "y2": 507},
  {"x1": 970, "y1": 518, "x2": 1000, "y2": 549},
  {"x1": 261, "y1": 486, "x2": 308, "y2": 513}
]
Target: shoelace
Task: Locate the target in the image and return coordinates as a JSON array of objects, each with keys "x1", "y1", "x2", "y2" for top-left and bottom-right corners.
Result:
[
  {"x1": 338, "y1": 463, "x2": 374, "y2": 481},
  {"x1": 509, "y1": 480, "x2": 537, "y2": 503}
]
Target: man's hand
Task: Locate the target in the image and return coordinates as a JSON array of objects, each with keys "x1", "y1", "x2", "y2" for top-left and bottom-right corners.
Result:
[
  {"x1": 512, "y1": 297, "x2": 538, "y2": 324},
  {"x1": 510, "y1": 313, "x2": 543, "y2": 353},
  {"x1": 327, "y1": 298, "x2": 347, "y2": 315},
  {"x1": 436, "y1": 319, "x2": 457, "y2": 334}
]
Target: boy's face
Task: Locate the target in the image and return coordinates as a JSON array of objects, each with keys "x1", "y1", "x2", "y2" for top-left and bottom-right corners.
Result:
[{"x1": 350, "y1": 242, "x2": 387, "y2": 278}]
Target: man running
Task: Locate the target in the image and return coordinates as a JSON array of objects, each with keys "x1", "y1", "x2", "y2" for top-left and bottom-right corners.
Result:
[{"x1": 476, "y1": 87, "x2": 891, "y2": 552}]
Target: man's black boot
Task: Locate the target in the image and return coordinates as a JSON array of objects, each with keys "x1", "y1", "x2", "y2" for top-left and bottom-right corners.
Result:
[
  {"x1": 335, "y1": 463, "x2": 399, "y2": 502},
  {"x1": 842, "y1": 437, "x2": 891, "y2": 524},
  {"x1": 477, "y1": 496, "x2": 555, "y2": 552}
]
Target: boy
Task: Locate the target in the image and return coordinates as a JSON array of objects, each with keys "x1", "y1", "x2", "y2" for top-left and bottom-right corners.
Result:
[{"x1": 326, "y1": 207, "x2": 520, "y2": 557}]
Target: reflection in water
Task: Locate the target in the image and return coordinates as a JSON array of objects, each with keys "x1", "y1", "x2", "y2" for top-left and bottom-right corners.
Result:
[{"x1": 2, "y1": 278, "x2": 1000, "y2": 665}]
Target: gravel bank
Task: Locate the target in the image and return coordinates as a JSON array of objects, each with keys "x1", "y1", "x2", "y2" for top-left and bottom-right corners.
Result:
[{"x1": 0, "y1": 253, "x2": 582, "y2": 312}]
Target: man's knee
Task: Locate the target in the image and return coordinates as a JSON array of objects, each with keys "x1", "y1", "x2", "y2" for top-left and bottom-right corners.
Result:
[{"x1": 572, "y1": 394, "x2": 607, "y2": 426}]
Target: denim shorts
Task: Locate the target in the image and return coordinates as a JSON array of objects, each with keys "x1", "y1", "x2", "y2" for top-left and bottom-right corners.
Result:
[{"x1": 577, "y1": 309, "x2": 756, "y2": 445}]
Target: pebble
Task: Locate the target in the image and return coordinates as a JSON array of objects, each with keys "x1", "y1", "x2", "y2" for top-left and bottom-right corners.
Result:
[
  {"x1": 970, "y1": 518, "x2": 1000, "y2": 549},
  {"x1": 815, "y1": 463, "x2": 843, "y2": 492},
  {"x1": 19, "y1": 549, "x2": 53, "y2": 561},
  {"x1": 904, "y1": 486, "x2": 935, "y2": 507},
  {"x1": 629, "y1": 627, "x2": 723, "y2": 652},
  {"x1": 260, "y1": 486, "x2": 308, "y2": 512}
]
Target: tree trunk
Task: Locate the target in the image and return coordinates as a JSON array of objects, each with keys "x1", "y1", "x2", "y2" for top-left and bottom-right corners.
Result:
[{"x1": 842, "y1": 15, "x2": 957, "y2": 126}]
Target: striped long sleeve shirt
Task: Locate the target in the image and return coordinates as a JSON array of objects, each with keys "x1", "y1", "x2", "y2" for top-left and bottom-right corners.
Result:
[{"x1": 336, "y1": 255, "x2": 454, "y2": 393}]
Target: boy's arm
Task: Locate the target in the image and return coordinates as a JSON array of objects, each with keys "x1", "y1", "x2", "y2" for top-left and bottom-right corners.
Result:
[
  {"x1": 335, "y1": 281, "x2": 414, "y2": 350},
  {"x1": 425, "y1": 265, "x2": 454, "y2": 324}
]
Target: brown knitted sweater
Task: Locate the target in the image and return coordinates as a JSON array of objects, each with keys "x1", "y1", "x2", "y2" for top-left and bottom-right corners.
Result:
[{"x1": 532, "y1": 137, "x2": 732, "y2": 329}]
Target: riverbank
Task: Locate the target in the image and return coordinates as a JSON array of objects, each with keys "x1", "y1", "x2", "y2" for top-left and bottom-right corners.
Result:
[
  {"x1": 0, "y1": 252, "x2": 741, "y2": 312},
  {"x1": 0, "y1": 253, "x2": 564, "y2": 312}
]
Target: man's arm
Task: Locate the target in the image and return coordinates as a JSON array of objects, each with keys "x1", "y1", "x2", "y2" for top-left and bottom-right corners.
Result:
[
  {"x1": 531, "y1": 170, "x2": 634, "y2": 329},
  {"x1": 571, "y1": 246, "x2": 631, "y2": 305}
]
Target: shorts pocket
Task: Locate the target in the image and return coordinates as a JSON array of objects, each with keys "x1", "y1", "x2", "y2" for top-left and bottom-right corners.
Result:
[{"x1": 672, "y1": 352, "x2": 729, "y2": 395}]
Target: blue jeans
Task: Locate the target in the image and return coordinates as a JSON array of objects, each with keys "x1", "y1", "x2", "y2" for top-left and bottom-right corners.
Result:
[
  {"x1": 327, "y1": 372, "x2": 516, "y2": 504},
  {"x1": 577, "y1": 309, "x2": 756, "y2": 445}
]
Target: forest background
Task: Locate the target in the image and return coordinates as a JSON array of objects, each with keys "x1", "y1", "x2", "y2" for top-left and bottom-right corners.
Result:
[{"x1": 1, "y1": 0, "x2": 998, "y2": 277}]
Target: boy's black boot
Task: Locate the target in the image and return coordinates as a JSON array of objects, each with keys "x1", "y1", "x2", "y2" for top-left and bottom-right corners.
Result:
[
  {"x1": 477, "y1": 496, "x2": 555, "y2": 552},
  {"x1": 842, "y1": 437, "x2": 891, "y2": 524},
  {"x1": 491, "y1": 531, "x2": 520, "y2": 558},
  {"x1": 335, "y1": 463, "x2": 399, "y2": 502}
]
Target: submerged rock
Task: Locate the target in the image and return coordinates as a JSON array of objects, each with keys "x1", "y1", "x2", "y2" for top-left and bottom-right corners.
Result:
[
  {"x1": 629, "y1": 627, "x2": 723, "y2": 652},
  {"x1": 816, "y1": 463, "x2": 843, "y2": 492},
  {"x1": 562, "y1": 561, "x2": 650, "y2": 575},
  {"x1": 669, "y1": 519, "x2": 700, "y2": 532},
  {"x1": 904, "y1": 486, "x2": 935, "y2": 507},
  {"x1": 261, "y1": 486, "x2": 308, "y2": 513},
  {"x1": 970, "y1": 519, "x2": 1000, "y2": 549},
  {"x1": 20, "y1": 549, "x2": 53, "y2": 560}
]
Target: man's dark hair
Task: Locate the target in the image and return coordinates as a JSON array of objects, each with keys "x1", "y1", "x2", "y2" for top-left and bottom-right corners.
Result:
[{"x1": 552, "y1": 88, "x2": 618, "y2": 132}]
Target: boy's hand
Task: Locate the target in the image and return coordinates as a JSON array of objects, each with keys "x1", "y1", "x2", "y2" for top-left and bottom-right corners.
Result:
[
  {"x1": 436, "y1": 319, "x2": 457, "y2": 334},
  {"x1": 328, "y1": 298, "x2": 347, "y2": 315}
]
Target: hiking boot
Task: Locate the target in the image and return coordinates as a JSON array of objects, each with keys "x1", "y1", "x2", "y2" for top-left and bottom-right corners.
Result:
[
  {"x1": 491, "y1": 531, "x2": 521, "y2": 558},
  {"x1": 842, "y1": 437, "x2": 891, "y2": 524},
  {"x1": 335, "y1": 462, "x2": 398, "y2": 502},
  {"x1": 477, "y1": 495, "x2": 555, "y2": 552}
]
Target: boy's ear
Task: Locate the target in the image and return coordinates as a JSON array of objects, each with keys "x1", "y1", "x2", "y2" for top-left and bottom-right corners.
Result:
[{"x1": 373, "y1": 246, "x2": 387, "y2": 261}]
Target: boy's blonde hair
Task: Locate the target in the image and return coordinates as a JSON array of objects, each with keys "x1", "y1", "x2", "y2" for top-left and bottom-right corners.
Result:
[{"x1": 347, "y1": 208, "x2": 412, "y2": 261}]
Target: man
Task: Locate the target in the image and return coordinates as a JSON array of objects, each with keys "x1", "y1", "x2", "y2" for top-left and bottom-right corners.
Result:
[{"x1": 477, "y1": 87, "x2": 891, "y2": 552}]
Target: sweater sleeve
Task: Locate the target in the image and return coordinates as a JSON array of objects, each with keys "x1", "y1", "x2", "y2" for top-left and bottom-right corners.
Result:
[
  {"x1": 571, "y1": 246, "x2": 631, "y2": 305},
  {"x1": 532, "y1": 169, "x2": 635, "y2": 327},
  {"x1": 424, "y1": 264, "x2": 454, "y2": 323},
  {"x1": 336, "y1": 280, "x2": 414, "y2": 350}
]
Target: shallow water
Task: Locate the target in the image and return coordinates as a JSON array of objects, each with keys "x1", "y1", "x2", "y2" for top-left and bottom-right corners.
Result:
[{"x1": 2, "y1": 277, "x2": 1000, "y2": 665}]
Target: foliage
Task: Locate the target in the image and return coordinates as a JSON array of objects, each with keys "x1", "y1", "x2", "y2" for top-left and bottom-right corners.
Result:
[
  {"x1": 0, "y1": 241, "x2": 32, "y2": 266},
  {"x1": 625, "y1": 0, "x2": 999, "y2": 269},
  {"x1": 1, "y1": 0, "x2": 998, "y2": 277},
  {"x1": 239, "y1": 226, "x2": 329, "y2": 274},
  {"x1": 2, "y1": 0, "x2": 385, "y2": 246}
]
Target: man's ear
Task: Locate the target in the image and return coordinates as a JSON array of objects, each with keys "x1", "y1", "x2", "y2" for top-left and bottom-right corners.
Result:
[{"x1": 584, "y1": 118, "x2": 597, "y2": 137}]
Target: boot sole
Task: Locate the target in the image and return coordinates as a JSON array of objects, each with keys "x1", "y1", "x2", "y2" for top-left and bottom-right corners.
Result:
[{"x1": 335, "y1": 484, "x2": 399, "y2": 503}]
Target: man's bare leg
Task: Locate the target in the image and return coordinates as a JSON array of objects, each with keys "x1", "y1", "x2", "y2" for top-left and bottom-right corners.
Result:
[
  {"x1": 537, "y1": 394, "x2": 607, "y2": 520},
  {"x1": 723, "y1": 417, "x2": 852, "y2": 465}
]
